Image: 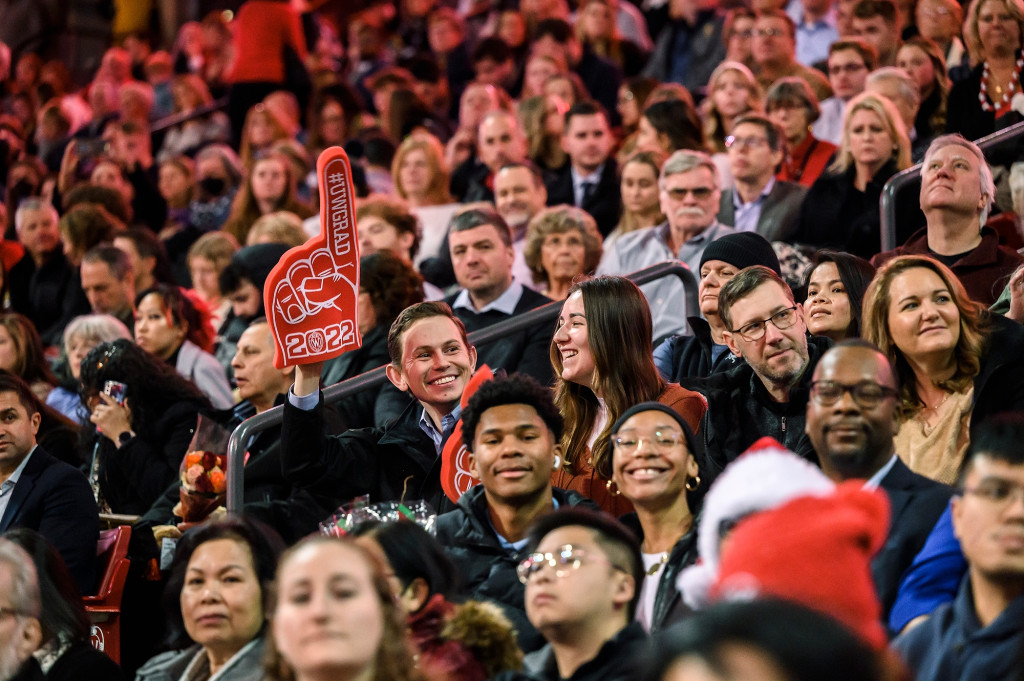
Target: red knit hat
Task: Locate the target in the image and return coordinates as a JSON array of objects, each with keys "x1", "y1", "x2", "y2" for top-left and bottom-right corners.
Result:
[{"x1": 711, "y1": 481, "x2": 890, "y2": 650}]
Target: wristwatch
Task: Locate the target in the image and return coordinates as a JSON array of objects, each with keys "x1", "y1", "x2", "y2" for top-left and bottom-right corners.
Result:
[{"x1": 118, "y1": 431, "x2": 135, "y2": 446}]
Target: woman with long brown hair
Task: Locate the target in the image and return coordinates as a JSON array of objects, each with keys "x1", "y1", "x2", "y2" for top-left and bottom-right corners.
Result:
[{"x1": 550, "y1": 276, "x2": 705, "y2": 514}]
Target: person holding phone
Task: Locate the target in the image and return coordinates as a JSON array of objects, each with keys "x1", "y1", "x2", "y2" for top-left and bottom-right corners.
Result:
[{"x1": 79, "y1": 339, "x2": 212, "y2": 515}]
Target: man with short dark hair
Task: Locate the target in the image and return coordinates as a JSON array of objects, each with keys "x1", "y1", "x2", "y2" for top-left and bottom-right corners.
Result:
[
  {"x1": 544, "y1": 101, "x2": 621, "y2": 236},
  {"x1": 0, "y1": 374, "x2": 98, "y2": 595},
  {"x1": 717, "y1": 114, "x2": 806, "y2": 242},
  {"x1": 472, "y1": 36, "x2": 518, "y2": 95},
  {"x1": 505, "y1": 508, "x2": 647, "y2": 681},
  {"x1": 682, "y1": 265, "x2": 829, "y2": 480},
  {"x1": 281, "y1": 302, "x2": 477, "y2": 513},
  {"x1": 752, "y1": 9, "x2": 833, "y2": 101},
  {"x1": 446, "y1": 209, "x2": 554, "y2": 384},
  {"x1": 814, "y1": 39, "x2": 876, "y2": 144},
  {"x1": 805, "y1": 341, "x2": 951, "y2": 620},
  {"x1": 80, "y1": 244, "x2": 137, "y2": 331},
  {"x1": 893, "y1": 413, "x2": 1024, "y2": 681},
  {"x1": 852, "y1": 0, "x2": 901, "y2": 65},
  {"x1": 436, "y1": 374, "x2": 594, "y2": 652}
]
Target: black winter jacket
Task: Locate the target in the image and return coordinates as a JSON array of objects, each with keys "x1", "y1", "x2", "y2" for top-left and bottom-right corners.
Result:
[
  {"x1": 435, "y1": 485, "x2": 595, "y2": 652},
  {"x1": 681, "y1": 335, "x2": 832, "y2": 482}
]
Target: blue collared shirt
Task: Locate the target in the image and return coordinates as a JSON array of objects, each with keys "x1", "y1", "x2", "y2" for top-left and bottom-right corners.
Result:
[
  {"x1": 452, "y1": 281, "x2": 524, "y2": 315},
  {"x1": 419, "y1": 404, "x2": 462, "y2": 455},
  {"x1": 732, "y1": 178, "x2": 776, "y2": 234},
  {"x1": 0, "y1": 446, "x2": 36, "y2": 524},
  {"x1": 787, "y1": 0, "x2": 839, "y2": 66}
]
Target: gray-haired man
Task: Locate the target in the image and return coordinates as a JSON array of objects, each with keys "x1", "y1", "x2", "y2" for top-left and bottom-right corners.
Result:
[{"x1": 599, "y1": 149, "x2": 735, "y2": 342}]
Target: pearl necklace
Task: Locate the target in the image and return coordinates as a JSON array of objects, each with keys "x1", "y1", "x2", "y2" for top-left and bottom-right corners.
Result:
[{"x1": 979, "y1": 53, "x2": 1024, "y2": 113}]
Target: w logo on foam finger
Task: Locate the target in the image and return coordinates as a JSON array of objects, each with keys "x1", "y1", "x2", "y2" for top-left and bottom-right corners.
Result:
[{"x1": 265, "y1": 148, "x2": 362, "y2": 368}]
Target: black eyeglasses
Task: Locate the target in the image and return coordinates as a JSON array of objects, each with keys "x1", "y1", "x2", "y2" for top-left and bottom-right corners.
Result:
[
  {"x1": 810, "y1": 380, "x2": 898, "y2": 408},
  {"x1": 731, "y1": 306, "x2": 799, "y2": 341}
]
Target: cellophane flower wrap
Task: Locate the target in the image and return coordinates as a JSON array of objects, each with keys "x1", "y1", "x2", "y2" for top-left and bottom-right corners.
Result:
[
  {"x1": 178, "y1": 415, "x2": 233, "y2": 523},
  {"x1": 319, "y1": 496, "x2": 437, "y2": 536}
]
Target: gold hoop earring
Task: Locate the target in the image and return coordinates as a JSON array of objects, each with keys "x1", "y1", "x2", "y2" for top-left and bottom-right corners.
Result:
[
  {"x1": 605, "y1": 479, "x2": 621, "y2": 496},
  {"x1": 685, "y1": 475, "x2": 701, "y2": 491}
]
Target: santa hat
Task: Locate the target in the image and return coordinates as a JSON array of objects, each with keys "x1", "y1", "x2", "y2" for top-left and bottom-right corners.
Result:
[
  {"x1": 677, "y1": 437, "x2": 835, "y2": 608},
  {"x1": 712, "y1": 481, "x2": 890, "y2": 650}
]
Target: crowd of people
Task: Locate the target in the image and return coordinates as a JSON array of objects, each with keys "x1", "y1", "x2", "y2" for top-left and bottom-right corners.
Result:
[{"x1": 0, "y1": 0, "x2": 1024, "y2": 680}]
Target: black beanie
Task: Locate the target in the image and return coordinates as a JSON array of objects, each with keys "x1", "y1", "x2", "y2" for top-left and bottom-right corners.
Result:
[{"x1": 699, "y1": 232, "x2": 781, "y2": 276}]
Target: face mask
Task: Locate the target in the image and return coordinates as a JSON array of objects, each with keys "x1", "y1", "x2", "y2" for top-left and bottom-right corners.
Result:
[{"x1": 199, "y1": 176, "x2": 226, "y2": 196}]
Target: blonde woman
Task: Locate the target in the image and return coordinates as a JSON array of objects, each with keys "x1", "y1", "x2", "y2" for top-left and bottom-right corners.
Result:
[{"x1": 794, "y1": 93, "x2": 923, "y2": 259}]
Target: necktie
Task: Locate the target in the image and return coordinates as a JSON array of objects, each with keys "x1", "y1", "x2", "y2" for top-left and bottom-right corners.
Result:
[{"x1": 581, "y1": 181, "x2": 596, "y2": 206}]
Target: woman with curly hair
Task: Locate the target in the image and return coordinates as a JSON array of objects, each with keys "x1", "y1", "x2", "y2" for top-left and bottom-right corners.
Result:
[
  {"x1": 550, "y1": 276, "x2": 706, "y2": 514},
  {"x1": 321, "y1": 251, "x2": 425, "y2": 428},
  {"x1": 862, "y1": 255, "x2": 1024, "y2": 483},
  {"x1": 267, "y1": 534, "x2": 426, "y2": 681},
  {"x1": 222, "y1": 151, "x2": 313, "y2": 244},
  {"x1": 134, "y1": 283, "x2": 234, "y2": 409},
  {"x1": 79, "y1": 338, "x2": 214, "y2": 514},
  {"x1": 523, "y1": 206, "x2": 603, "y2": 300},
  {"x1": 0, "y1": 312, "x2": 58, "y2": 401}
]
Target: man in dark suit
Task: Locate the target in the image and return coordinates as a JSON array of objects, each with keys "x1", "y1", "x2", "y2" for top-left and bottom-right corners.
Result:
[
  {"x1": 532, "y1": 19, "x2": 623, "y2": 125},
  {"x1": 0, "y1": 374, "x2": 98, "y2": 595},
  {"x1": 445, "y1": 208, "x2": 554, "y2": 385},
  {"x1": 805, "y1": 341, "x2": 951, "y2": 623},
  {"x1": 717, "y1": 114, "x2": 807, "y2": 243},
  {"x1": 544, "y1": 101, "x2": 621, "y2": 236}
]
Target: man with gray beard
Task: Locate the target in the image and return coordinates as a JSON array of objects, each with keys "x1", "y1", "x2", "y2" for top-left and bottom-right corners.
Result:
[
  {"x1": 599, "y1": 150, "x2": 734, "y2": 342},
  {"x1": 0, "y1": 539, "x2": 42, "y2": 680}
]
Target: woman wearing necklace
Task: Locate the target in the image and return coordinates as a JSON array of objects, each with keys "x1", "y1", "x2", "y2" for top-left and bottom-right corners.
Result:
[
  {"x1": 609, "y1": 402, "x2": 703, "y2": 633},
  {"x1": 863, "y1": 255, "x2": 1024, "y2": 485},
  {"x1": 946, "y1": 0, "x2": 1024, "y2": 142}
]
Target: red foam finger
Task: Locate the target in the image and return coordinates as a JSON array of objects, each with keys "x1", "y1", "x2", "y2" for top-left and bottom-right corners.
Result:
[{"x1": 264, "y1": 147, "x2": 362, "y2": 369}]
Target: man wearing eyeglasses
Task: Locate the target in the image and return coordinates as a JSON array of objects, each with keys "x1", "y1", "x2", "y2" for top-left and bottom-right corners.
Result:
[
  {"x1": 435, "y1": 374, "x2": 594, "y2": 653},
  {"x1": 805, "y1": 341, "x2": 951, "y2": 622},
  {"x1": 814, "y1": 39, "x2": 877, "y2": 145},
  {"x1": 752, "y1": 10, "x2": 833, "y2": 102},
  {"x1": 509, "y1": 508, "x2": 646, "y2": 681},
  {"x1": 717, "y1": 114, "x2": 806, "y2": 242},
  {"x1": 893, "y1": 413, "x2": 1024, "y2": 681},
  {"x1": 0, "y1": 540, "x2": 42, "y2": 680},
  {"x1": 599, "y1": 149, "x2": 734, "y2": 342},
  {"x1": 681, "y1": 265, "x2": 829, "y2": 480}
]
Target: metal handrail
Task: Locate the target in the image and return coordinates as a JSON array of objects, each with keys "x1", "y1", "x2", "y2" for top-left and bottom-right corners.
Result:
[
  {"x1": 880, "y1": 120, "x2": 1024, "y2": 251},
  {"x1": 225, "y1": 260, "x2": 698, "y2": 513},
  {"x1": 150, "y1": 96, "x2": 230, "y2": 133}
]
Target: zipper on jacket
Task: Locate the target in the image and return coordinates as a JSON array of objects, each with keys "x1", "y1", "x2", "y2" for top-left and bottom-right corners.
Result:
[{"x1": 781, "y1": 416, "x2": 787, "y2": 435}]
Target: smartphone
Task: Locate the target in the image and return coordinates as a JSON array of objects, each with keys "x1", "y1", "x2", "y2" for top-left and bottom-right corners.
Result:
[{"x1": 103, "y1": 380, "x2": 127, "y2": 405}]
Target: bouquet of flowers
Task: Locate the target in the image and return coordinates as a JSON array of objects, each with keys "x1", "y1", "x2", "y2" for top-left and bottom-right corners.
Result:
[{"x1": 176, "y1": 415, "x2": 233, "y2": 523}]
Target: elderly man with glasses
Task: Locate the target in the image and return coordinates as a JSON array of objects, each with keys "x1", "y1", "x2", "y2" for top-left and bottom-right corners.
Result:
[{"x1": 599, "y1": 149, "x2": 734, "y2": 343}]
